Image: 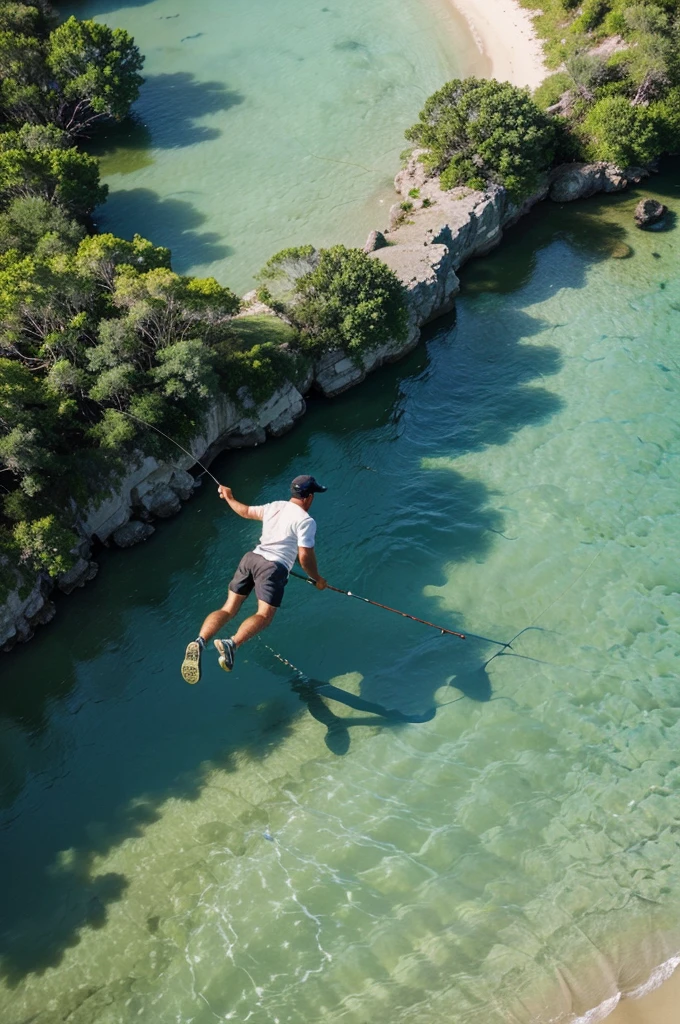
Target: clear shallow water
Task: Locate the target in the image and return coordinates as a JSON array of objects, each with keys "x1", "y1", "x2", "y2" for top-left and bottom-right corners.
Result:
[
  {"x1": 2, "y1": 169, "x2": 680, "y2": 1023},
  {"x1": 69, "y1": 0, "x2": 479, "y2": 292}
]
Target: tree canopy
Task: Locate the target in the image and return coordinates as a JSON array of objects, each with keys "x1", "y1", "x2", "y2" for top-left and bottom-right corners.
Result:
[
  {"x1": 258, "y1": 244, "x2": 408, "y2": 359},
  {"x1": 528, "y1": 0, "x2": 680, "y2": 162},
  {"x1": 405, "y1": 78, "x2": 557, "y2": 198}
]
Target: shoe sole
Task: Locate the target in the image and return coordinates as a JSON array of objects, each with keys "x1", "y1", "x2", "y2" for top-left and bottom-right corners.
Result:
[
  {"x1": 214, "y1": 638, "x2": 234, "y2": 672},
  {"x1": 181, "y1": 641, "x2": 201, "y2": 684}
]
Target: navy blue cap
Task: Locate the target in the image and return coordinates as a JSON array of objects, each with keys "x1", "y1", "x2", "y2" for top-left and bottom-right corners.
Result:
[{"x1": 291, "y1": 475, "x2": 327, "y2": 498}]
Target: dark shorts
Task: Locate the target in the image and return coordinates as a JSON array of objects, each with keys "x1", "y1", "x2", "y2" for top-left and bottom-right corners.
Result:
[{"x1": 228, "y1": 551, "x2": 289, "y2": 608}]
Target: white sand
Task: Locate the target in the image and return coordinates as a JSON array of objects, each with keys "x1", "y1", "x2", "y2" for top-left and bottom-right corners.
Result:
[
  {"x1": 450, "y1": 0, "x2": 548, "y2": 88},
  {"x1": 604, "y1": 963, "x2": 680, "y2": 1024}
]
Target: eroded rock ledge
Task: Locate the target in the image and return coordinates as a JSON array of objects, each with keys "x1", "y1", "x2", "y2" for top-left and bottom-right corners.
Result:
[{"x1": 0, "y1": 156, "x2": 648, "y2": 650}]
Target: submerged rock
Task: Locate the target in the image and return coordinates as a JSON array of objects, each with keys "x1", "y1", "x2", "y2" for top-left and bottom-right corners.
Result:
[
  {"x1": 610, "y1": 241, "x2": 633, "y2": 259},
  {"x1": 634, "y1": 198, "x2": 667, "y2": 228}
]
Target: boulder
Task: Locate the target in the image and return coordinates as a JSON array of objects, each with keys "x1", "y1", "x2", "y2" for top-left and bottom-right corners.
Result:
[
  {"x1": 112, "y1": 521, "x2": 155, "y2": 548},
  {"x1": 57, "y1": 557, "x2": 99, "y2": 595},
  {"x1": 634, "y1": 198, "x2": 667, "y2": 228},
  {"x1": 169, "y1": 469, "x2": 196, "y2": 501},
  {"x1": 363, "y1": 229, "x2": 387, "y2": 253},
  {"x1": 142, "y1": 485, "x2": 181, "y2": 518}
]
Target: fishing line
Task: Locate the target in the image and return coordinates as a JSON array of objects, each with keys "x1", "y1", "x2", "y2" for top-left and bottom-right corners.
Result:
[
  {"x1": 261, "y1": 640, "x2": 464, "y2": 716},
  {"x1": 118, "y1": 409, "x2": 222, "y2": 486},
  {"x1": 290, "y1": 570, "x2": 511, "y2": 649}
]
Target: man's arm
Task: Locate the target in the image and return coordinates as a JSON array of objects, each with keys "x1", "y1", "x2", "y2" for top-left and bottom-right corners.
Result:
[
  {"x1": 217, "y1": 485, "x2": 262, "y2": 520},
  {"x1": 298, "y1": 546, "x2": 327, "y2": 590}
]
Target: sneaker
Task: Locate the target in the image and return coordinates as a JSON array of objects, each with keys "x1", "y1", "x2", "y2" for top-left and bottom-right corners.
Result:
[
  {"x1": 181, "y1": 640, "x2": 202, "y2": 685},
  {"x1": 214, "y1": 637, "x2": 236, "y2": 672}
]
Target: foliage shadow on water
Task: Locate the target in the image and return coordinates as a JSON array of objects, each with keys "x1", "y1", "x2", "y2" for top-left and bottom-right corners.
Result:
[
  {"x1": 136, "y1": 72, "x2": 245, "y2": 149},
  {"x1": 85, "y1": 117, "x2": 155, "y2": 175},
  {"x1": 95, "y1": 187, "x2": 232, "y2": 265}
]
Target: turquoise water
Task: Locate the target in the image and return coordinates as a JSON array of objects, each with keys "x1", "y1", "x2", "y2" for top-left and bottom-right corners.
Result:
[
  {"x1": 70, "y1": 0, "x2": 479, "y2": 293},
  {"x1": 2, "y1": 168, "x2": 679, "y2": 1023}
]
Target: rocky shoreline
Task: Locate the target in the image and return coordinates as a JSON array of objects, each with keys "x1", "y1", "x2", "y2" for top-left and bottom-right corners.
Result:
[{"x1": 0, "y1": 157, "x2": 649, "y2": 651}]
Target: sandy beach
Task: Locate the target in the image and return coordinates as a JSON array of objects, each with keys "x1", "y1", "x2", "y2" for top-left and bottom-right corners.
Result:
[
  {"x1": 450, "y1": 0, "x2": 547, "y2": 87},
  {"x1": 599, "y1": 961, "x2": 680, "y2": 1024}
]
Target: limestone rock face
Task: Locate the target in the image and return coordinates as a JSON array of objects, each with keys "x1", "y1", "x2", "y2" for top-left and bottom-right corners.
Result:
[
  {"x1": 634, "y1": 198, "x2": 667, "y2": 228},
  {"x1": 386, "y1": 154, "x2": 549, "y2": 271},
  {"x1": 112, "y1": 521, "x2": 155, "y2": 548},
  {"x1": 57, "y1": 557, "x2": 99, "y2": 595},
  {"x1": 81, "y1": 384, "x2": 306, "y2": 546},
  {"x1": 0, "y1": 574, "x2": 54, "y2": 650},
  {"x1": 548, "y1": 162, "x2": 649, "y2": 202},
  {"x1": 312, "y1": 324, "x2": 422, "y2": 398},
  {"x1": 370, "y1": 243, "x2": 459, "y2": 325}
]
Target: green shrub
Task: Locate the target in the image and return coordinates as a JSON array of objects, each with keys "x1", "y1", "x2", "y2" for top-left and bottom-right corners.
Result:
[
  {"x1": 653, "y1": 87, "x2": 680, "y2": 152},
  {"x1": 534, "y1": 71, "x2": 573, "y2": 109},
  {"x1": 572, "y1": 0, "x2": 609, "y2": 33},
  {"x1": 405, "y1": 78, "x2": 557, "y2": 199},
  {"x1": 291, "y1": 245, "x2": 408, "y2": 360},
  {"x1": 13, "y1": 515, "x2": 78, "y2": 577},
  {"x1": 581, "y1": 95, "x2": 663, "y2": 165}
]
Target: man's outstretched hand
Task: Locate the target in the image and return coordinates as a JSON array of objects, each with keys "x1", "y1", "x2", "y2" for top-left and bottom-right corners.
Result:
[
  {"x1": 218, "y1": 485, "x2": 233, "y2": 502},
  {"x1": 314, "y1": 577, "x2": 328, "y2": 590}
]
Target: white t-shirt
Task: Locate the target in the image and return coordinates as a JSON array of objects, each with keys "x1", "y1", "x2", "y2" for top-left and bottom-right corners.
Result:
[{"x1": 249, "y1": 500, "x2": 317, "y2": 571}]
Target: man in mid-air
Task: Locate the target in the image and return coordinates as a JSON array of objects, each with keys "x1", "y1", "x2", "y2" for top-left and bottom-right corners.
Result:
[{"x1": 181, "y1": 474, "x2": 327, "y2": 683}]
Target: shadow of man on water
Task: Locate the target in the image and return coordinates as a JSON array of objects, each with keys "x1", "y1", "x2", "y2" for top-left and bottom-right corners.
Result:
[{"x1": 261, "y1": 631, "x2": 504, "y2": 756}]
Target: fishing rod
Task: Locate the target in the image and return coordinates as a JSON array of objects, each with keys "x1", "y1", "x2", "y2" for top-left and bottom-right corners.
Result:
[
  {"x1": 119, "y1": 409, "x2": 222, "y2": 486},
  {"x1": 290, "y1": 570, "x2": 511, "y2": 649}
]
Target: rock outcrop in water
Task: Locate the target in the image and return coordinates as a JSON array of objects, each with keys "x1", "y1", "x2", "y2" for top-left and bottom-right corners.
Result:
[
  {"x1": 549, "y1": 161, "x2": 648, "y2": 202},
  {"x1": 0, "y1": 153, "x2": 650, "y2": 649},
  {"x1": 634, "y1": 197, "x2": 667, "y2": 228}
]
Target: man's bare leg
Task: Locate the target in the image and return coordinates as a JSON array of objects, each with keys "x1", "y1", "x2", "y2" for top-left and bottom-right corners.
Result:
[
  {"x1": 181, "y1": 591, "x2": 246, "y2": 684},
  {"x1": 214, "y1": 599, "x2": 277, "y2": 672},
  {"x1": 198, "y1": 590, "x2": 247, "y2": 642}
]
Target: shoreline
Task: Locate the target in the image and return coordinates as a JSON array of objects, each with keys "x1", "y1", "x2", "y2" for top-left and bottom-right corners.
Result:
[
  {"x1": 580, "y1": 956, "x2": 680, "y2": 1024},
  {"x1": 449, "y1": 0, "x2": 547, "y2": 88}
]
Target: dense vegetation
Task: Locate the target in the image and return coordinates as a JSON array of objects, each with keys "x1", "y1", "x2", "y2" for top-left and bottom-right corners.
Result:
[
  {"x1": 528, "y1": 0, "x2": 680, "y2": 167},
  {"x1": 405, "y1": 78, "x2": 558, "y2": 198},
  {"x1": 0, "y1": 2, "x2": 407, "y2": 604},
  {"x1": 407, "y1": 0, "x2": 680, "y2": 196},
  {"x1": 257, "y1": 245, "x2": 409, "y2": 359}
]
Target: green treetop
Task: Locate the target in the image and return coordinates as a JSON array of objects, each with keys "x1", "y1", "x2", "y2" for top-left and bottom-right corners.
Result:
[
  {"x1": 46, "y1": 17, "x2": 144, "y2": 135},
  {"x1": 405, "y1": 77, "x2": 557, "y2": 199}
]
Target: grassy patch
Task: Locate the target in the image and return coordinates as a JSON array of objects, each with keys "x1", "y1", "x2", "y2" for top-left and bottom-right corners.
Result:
[{"x1": 229, "y1": 314, "x2": 298, "y2": 352}]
